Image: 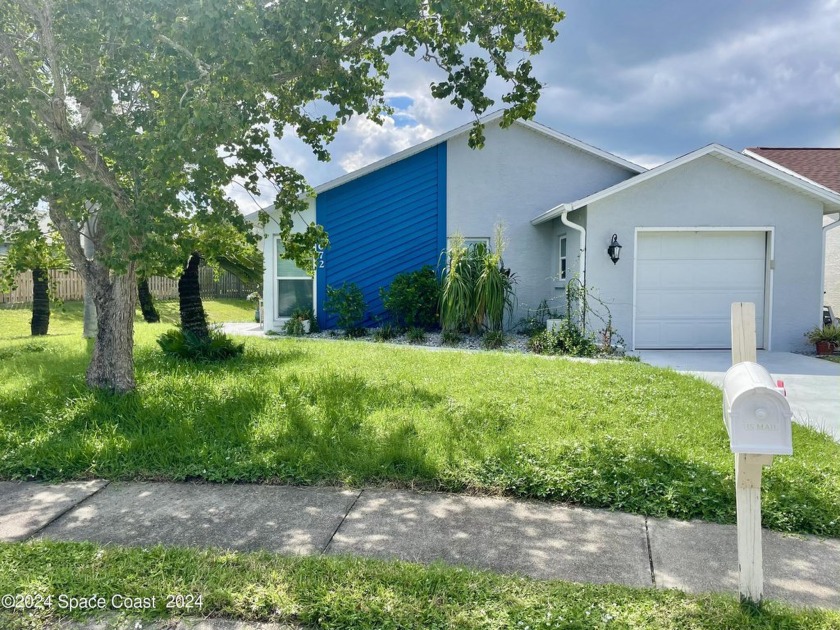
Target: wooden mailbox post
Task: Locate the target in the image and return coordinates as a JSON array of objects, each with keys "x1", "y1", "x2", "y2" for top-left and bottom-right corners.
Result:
[{"x1": 725, "y1": 302, "x2": 793, "y2": 604}]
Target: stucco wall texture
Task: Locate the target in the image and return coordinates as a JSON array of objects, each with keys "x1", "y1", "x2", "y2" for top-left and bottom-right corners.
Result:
[
  {"x1": 585, "y1": 155, "x2": 825, "y2": 352},
  {"x1": 445, "y1": 122, "x2": 635, "y2": 322},
  {"x1": 824, "y1": 214, "x2": 840, "y2": 317}
]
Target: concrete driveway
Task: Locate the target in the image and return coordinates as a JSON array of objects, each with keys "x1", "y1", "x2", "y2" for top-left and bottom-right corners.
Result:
[{"x1": 638, "y1": 351, "x2": 840, "y2": 441}]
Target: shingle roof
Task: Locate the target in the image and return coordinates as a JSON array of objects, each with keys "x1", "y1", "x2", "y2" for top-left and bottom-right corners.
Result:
[{"x1": 745, "y1": 148, "x2": 840, "y2": 193}]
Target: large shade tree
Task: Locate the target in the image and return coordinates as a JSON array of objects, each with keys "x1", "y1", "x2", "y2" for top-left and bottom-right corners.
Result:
[{"x1": 0, "y1": 0, "x2": 563, "y2": 393}]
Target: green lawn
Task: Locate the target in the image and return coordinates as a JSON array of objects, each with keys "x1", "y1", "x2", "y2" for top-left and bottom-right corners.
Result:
[
  {"x1": 1, "y1": 302, "x2": 839, "y2": 536},
  {"x1": 0, "y1": 297, "x2": 254, "y2": 339},
  {"x1": 1, "y1": 541, "x2": 837, "y2": 629}
]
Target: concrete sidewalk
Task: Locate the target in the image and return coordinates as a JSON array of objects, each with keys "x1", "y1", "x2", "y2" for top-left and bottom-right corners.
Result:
[{"x1": 1, "y1": 480, "x2": 838, "y2": 612}]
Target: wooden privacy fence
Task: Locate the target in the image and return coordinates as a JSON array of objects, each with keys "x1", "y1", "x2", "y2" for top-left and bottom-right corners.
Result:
[{"x1": 0, "y1": 266, "x2": 257, "y2": 305}]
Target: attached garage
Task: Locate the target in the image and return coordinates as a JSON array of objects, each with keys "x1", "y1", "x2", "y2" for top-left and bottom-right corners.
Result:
[
  {"x1": 532, "y1": 144, "x2": 840, "y2": 352},
  {"x1": 634, "y1": 230, "x2": 768, "y2": 349}
]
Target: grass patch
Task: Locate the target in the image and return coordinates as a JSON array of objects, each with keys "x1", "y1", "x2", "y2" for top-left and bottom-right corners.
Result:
[
  {"x1": 0, "y1": 541, "x2": 837, "y2": 629},
  {"x1": 0, "y1": 298, "x2": 253, "y2": 338},
  {"x1": 0, "y1": 307, "x2": 839, "y2": 536}
]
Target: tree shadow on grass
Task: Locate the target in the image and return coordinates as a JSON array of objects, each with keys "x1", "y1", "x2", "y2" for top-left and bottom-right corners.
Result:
[
  {"x1": 1, "y1": 354, "x2": 448, "y2": 488},
  {"x1": 0, "y1": 345, "x2": 307, "y2": 480},
  {"x1": 248, "y1": 370, "x2": 445, "y2": 484}
]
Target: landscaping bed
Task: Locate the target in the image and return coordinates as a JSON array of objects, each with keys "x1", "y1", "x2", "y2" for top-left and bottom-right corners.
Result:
[
  {"x1": 1, "y1": 541, "x2": 837, "y2": 629},
  {"x1": 1, "y1": 305, "x2": 839, "y2": 537}
]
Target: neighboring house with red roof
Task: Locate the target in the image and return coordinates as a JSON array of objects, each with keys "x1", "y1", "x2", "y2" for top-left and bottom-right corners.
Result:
[{"x1": 744, "y1": 148, "x2": 840, "y2": 321}]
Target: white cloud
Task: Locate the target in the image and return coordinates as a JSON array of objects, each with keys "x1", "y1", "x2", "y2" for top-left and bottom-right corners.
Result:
[{"x1": 335, "y1": 115, "x2": 437, "y2": 172}]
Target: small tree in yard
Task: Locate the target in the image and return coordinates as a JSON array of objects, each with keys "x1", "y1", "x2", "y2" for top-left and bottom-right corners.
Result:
[
  {"x1": 0, "y1": 222, "x2": 69, "y2": 336},
  {"x1": 174, "y1": 221, "x2": 263, "y2": 342},
  {"x1": 0, "y1": 0, "x2": 563, "y2": 393}
]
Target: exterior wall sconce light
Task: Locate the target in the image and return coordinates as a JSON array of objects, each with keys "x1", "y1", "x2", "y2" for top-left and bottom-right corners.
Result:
[{"x1": 607, "y1": 234, "x2": 622, "y2": 264}]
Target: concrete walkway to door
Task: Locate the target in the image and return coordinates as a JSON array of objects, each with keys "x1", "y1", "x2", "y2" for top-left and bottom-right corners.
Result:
[{"x1": 638, "y1": 350, "x2": 840, "y2": 441}]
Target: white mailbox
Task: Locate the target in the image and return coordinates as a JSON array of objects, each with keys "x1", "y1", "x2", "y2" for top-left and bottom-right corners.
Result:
[{"x1": 723, "y1": 362, "x2": 792, "y2": 455}]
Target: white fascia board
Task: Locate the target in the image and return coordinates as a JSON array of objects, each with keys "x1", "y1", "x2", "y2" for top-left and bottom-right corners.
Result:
[{"x1": 532, "y1": 143, "x2": 840, "y2": 225}]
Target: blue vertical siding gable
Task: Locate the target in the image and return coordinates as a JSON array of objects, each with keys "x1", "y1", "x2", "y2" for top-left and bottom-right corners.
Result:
[{"x1": 316, "y1": 144, "x2": 447, "y2": 329}]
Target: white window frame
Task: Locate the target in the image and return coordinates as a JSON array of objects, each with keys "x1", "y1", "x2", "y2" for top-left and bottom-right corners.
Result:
[
  {"x1": 558, "y1": 234, "x2": 567, "y2": 281},
  {"x1": 275, "y1": 237, "x2": 315, "y2": 319},
  {"x1": 448, "y1": 236, "x2": 491, "y2": 250}
]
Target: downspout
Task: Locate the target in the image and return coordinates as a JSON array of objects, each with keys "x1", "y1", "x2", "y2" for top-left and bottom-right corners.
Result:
[
  {"x1": 823, "y1": 213, "x2": 840, "y2": 324},
  {"x1": 560, "y1": 205, "x2": 586, "y2": 328}
]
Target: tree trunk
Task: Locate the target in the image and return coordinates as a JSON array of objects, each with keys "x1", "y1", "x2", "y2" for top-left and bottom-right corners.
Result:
[
  {"x1": 82, "y1": 220, "x2": 98, "y2": 339},
  {"x1": 30, "y1": 267, "x2": 50, "y2": 336},
  {"x1": 86, "y1": 263, "x2": 137, "y2": 393},
  {"x1": 137, "y1": 277, "x2": 160, "y2": 323},
  {"x1": 178, "y1": 252, "x2": 209, "y2": 340}
]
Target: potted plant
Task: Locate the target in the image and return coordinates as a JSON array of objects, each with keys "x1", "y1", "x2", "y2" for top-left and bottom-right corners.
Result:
[{"x1": 805, "y1": 324, "x2": 840, "y2": 355}]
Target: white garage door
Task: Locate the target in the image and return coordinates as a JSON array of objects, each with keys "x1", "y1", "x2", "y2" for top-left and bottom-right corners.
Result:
[{"x1": 635, "y1": 231, "x2": 766, "y2": 349}]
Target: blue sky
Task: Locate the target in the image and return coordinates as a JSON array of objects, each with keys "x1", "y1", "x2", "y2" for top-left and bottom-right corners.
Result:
[{"x1": 230, "y1": 0, "x2": 840, "y2": 212}]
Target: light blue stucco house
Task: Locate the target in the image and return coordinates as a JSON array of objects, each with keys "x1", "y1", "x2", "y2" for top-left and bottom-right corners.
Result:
[{"x1": 258, "y1": 112, "x2": 840, "y2": 352}]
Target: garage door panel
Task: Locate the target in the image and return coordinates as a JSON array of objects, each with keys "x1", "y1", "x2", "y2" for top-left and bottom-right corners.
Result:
[
  {"x1": 638, "y1": 260, "x2": 764, "y2": 290},
  {"x1": 636, "y1": 289, "x2": 764, "y2": 318},
  {"x1": 639, "y1": 318, "x2": 765, "y2": 349},
  {"x1": 637, "y1": 231, "x2": 765, "y2": 261},
  {"x1": 635, "y1": 231, "x2": 766, "y2": 349}
]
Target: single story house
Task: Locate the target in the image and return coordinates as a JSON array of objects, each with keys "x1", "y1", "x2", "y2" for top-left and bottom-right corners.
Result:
[
  {"x1": 259, "y1": 112, "x2": 840, "y2": 352},
  {"x1": 742, "y1": 148, "x2": 840, "y2": 322}
]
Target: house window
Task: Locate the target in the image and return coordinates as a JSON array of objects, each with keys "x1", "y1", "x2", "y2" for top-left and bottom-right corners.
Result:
[
  {"x1": 558, "y1": 235, "x2": 567, "y2": 280},
  {"x1": 448, "y1": 236, "x2": 491, "y2": 252},
  {"x1": 276, "y1": 241, "x2": 313, "y2": 318},
  {"x1": 464, "y1": 237, "x2": 491, "y2": 251}
]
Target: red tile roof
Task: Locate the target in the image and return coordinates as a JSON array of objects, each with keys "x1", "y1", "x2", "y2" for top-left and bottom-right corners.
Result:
[{"x1": 746, "y1": 148, "x2": 840, "y2": 193}]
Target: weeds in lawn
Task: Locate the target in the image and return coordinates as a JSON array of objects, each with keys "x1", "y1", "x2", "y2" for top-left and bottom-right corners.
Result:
[
  {"x1": 373, "y1": 324, "x2": 399, "y2": 342},
  {"x1": 482, "y1": 330, "x2": 505, "y2": 349},
  {"x1": 441, "y1": 330, "x2": 462, "y2": 346},
  {"x1": 406, "y1": 327, "x2": 426, "y2": 343}
]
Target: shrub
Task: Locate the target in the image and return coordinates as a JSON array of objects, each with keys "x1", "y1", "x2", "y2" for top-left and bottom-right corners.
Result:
[
  {"x1": 373, "y1": 324, "x2": 399, "y2": 342},
  {"x1": 440, "y1": 227, "x2": 515, "y2": 334},
  {"x1": 157, "y1": 328, "x2": 244, "y2": 361},
  {"x1": 380, "y1": 266, "x2": 441, "y2": 329},
  {"x1": 326, "y1": 282, "x2": 366, "y2": 336},
  {"x1": 441, "y1": 330, "x2": 462, "y2": 346},
  {"x1": 482, "y1": 330, "x2": 505, "y2": 349},
  {"x1": 527, "y1": 323, "x2": 596, "y2": 358},
  {"x1": 516, "y1": 299, "x2": 561, "y2": 336},
  {"x1": 283, "y1": 307, "x2": 318, "y2": 336},
  {"x1": 406, "y1": 326, "x2": 426, "y2": 343},
  {"x1": 283, "y1": 318, "x2": 306, "y2": 336}
]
